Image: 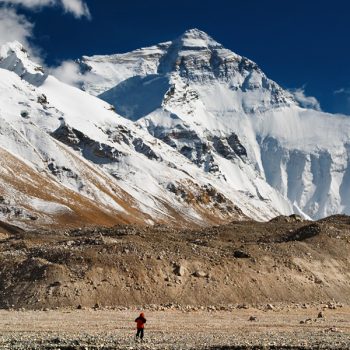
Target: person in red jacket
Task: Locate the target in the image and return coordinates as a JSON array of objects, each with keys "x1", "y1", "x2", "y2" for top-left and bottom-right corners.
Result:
[{"x1": 135, "y1": 312, "x2": 146, "y2": 341}]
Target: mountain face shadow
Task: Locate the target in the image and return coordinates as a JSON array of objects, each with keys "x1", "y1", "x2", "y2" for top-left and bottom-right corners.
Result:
[{"x1": 98, "y1": 74, "x2": 170, "y2": 121}]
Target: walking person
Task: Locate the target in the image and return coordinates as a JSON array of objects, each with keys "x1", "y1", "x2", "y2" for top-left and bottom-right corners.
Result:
[{"x1": 135, "y1": 312, "x2": 146, "y2": 341}]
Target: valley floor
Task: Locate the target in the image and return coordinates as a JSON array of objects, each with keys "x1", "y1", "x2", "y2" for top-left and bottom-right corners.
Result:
[
  {"x1": 1, "y1": 215, "x2": 350, "y2": 348},
  {"x1": 0, "y1": 306, "x2": 349, "y2": 349}
]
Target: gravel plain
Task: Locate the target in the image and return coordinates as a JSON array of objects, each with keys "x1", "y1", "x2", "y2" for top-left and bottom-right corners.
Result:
[{"x1": 0, "y1": 305, "x2": 349, "y2": 349}]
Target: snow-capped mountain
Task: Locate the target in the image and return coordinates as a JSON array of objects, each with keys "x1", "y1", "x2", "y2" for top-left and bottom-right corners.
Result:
[
  {"x1": 78, "y1": 28, "x2": 350, "y2": 220},
  {"x1": 2, "y1": 28, "x2": 349, "y2": 229},
  {"x1": 0, "y1": 39, "x2": 296, "y2": 229}
]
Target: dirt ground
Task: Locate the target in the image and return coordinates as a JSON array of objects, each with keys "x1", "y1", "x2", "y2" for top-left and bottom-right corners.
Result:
[
  {"x1": 0, "y1": 306, "x2": 349, "y2": 349},
  {"x1": 1, "y1": 215, "x2": 350, "y2": 348}
]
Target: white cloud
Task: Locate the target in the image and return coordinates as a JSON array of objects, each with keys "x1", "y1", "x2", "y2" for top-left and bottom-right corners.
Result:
[
  {"x1": 0, "y1": 7, "x2": 32, "y2": 46},
  {"x1": 290, "y1": 88, "x2": 321, "y2": 111},
  {"x1": 334, "y1": 88, "x2": 350, "y2": 95},
  {"x1": 0, "y1": 0, "x2": 54, "y2": 7},
  {"x1": 334, "y1": 88, "x2": 350, "y2": 115},
  {"x1": 50, "y1": 59, "x2": 81, "y2": 86},
  {"x1": 50, "y1": 59, "x2": 100, "y2": 88},
  {"x1": 60, "y1": 0, "x2": 90, "y2": 19},
  {"x1": 0, "y1": 0, "x2": 91, "y2": 18}
]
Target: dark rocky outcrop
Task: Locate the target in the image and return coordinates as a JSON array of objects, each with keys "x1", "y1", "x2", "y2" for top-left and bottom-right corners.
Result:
[
  {"x1": 51, "y1": 123, "x2": 125, "y2": 164},
  {"x1": 287, "y1": 223, "x2": 322, "y2": 241}
]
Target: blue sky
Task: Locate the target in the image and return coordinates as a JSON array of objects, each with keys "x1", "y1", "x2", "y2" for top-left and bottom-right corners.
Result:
[{"x1": 0, "y1": 0, "x2": 349, "y2": 114}]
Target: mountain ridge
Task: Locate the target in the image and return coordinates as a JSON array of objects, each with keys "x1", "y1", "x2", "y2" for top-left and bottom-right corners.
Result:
[{"x1": 1, "y1": 29, "x2": 349, "y2": 229}]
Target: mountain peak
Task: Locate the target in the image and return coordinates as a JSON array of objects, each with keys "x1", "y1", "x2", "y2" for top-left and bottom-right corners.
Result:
[
  {"x1": 0, "y1": 40, "x2": 24, "y2": 53},
  {"x1": 0, "y1": 41, "x2": 30, "y2": 64},
  {"x1": 0, "y1": 41, "x2": 47, "y2": 86},
  {"x1": 154, "y1": 29, "x2": 224, "y2": 75},
  {"x1": 176, "y1": 28, "x2": 222, "y2": 49},
  {"x1": 181, "y1": 28, "x2": 211, "y2": 39}
]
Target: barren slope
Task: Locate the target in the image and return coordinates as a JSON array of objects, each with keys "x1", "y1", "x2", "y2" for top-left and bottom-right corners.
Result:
[{"x1": 0, "y1": 215, "x2": 349, "y2": 310}]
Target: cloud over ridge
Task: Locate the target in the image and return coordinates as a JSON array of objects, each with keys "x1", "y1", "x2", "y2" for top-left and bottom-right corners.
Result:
[
  {"x1": 0, "y1": 0, "x2": 91, "y2": 72},
  {"x1": 290, "y1": 87, "x2": 321, "y2": 111}
]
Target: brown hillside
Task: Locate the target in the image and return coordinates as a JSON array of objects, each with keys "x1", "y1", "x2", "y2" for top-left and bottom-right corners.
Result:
[{"x1": 0, "y1": 214, "x2": 349, "y2": 310}]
